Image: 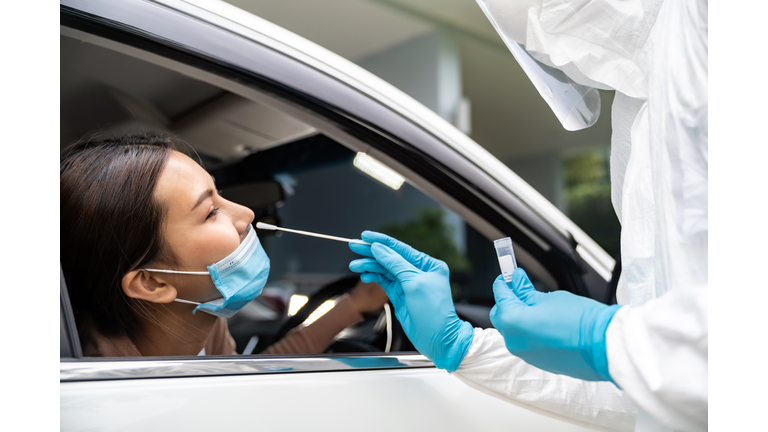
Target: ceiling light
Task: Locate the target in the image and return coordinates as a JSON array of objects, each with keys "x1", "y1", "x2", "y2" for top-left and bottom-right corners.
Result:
[{"x1": 353, "y1": 152, "x2": 405, "y2": 190}]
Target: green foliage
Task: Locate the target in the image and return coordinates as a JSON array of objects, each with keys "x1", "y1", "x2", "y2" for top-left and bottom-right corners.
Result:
[
  {"x1": 379, "y1": 207, "x2": 471, "y2": 274},
  {"x1": 563, "y1": 149, "x2": 621, "y2": 257},
  {"x1": 563, "y1": 151, "x2": 608, "y2": 188}
]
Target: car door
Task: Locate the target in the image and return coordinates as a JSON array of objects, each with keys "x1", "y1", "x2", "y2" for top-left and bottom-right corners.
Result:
[{"x1": 60, "y1": 1, "x2": 607, "y2": 430}]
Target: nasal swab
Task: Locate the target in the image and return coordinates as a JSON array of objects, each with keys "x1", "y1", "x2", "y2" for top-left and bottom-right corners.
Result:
[{"x1": 256, "y1": 222, "x2": 372, "y2": 245}]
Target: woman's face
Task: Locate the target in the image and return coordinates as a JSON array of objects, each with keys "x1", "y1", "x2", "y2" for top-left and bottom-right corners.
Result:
[{"x1": 152, "y1": 150, "x2": 255, "y2": 302}]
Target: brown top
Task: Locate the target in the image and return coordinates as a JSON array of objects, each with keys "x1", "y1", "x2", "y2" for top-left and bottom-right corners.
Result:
[
  {"x1": 80, "y1": 294, "x2": 363, "y2": 357},
  {"x1": 80, "y1": 315, "x2": 236, "y2": 357}
]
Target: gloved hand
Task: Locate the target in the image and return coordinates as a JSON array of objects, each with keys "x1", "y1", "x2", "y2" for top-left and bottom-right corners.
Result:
[
  {"x1": 491, "y1": 268, "x2": 622, "y2": 382},
  {"x1": 348, "y1": 231, "x2": 474, "y2": 372}
]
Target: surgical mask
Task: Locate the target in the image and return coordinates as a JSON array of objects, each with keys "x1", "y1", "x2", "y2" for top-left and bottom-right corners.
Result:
[{"x1": 143, "y1": 225, "x2": 270, "y2": 318}]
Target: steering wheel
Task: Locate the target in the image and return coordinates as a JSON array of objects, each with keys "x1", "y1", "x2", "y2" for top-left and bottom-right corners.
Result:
[{"x1": 253, "y1": 275, "x2": 407, "y2": 354}]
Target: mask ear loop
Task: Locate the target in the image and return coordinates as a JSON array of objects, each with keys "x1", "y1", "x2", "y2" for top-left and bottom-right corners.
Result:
[
  {"x1": 174, "y1": 298, "x2": 202, "y2": 306},
  {"x1": 142, "y1": 269, "x2": 210, "y2": 275},
  {"x1": 140, "y1": 269, "x2": 216, "y2": 305}
]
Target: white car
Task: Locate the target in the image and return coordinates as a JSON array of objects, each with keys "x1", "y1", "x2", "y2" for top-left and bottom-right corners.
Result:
[{"x1": 60, "y1": 0, "x2": 617, "y2": 430}]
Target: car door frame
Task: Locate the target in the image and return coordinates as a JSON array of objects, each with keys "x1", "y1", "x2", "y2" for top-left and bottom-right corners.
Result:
[{"x1": 60, "y1": 0, "x2": 609, "y2": 376}]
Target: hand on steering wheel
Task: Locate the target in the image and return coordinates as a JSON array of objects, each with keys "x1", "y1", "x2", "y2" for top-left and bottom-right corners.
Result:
[
  {"x1": 254, "y1": 276, "x2": 403, "y2": 354},
  {"x1": 350, "y1": 280, "x2": 389, "y2": 314}
]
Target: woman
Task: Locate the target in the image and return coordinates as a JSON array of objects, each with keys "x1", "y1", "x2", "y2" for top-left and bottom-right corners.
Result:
[{"x1": 61, "y1": 133, "x2": 388, "y2": 357}]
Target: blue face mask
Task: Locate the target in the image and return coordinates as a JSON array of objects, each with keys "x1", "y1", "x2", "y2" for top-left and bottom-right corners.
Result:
[{"x1": 143, "y1": 225, "x2": 270, "y2": 318}]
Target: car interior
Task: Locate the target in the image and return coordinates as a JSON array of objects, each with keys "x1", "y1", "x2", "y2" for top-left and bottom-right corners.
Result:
[{"x1": 61, "y1": 32, "x2": 560, "y2": 357}]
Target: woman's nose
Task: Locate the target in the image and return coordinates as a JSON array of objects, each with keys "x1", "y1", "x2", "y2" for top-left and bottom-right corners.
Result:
[{"x1": 234, "y1": 203, "x2": 255, "y2": 235}]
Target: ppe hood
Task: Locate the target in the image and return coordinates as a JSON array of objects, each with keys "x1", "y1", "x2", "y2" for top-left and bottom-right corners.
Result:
[{"x1": 475, "y1": 0, "x2": 601, "y2": 131}]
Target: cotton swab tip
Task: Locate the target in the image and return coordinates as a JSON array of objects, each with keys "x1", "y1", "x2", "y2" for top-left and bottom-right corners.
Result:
[{"x1": 256, "y1": 222, "x2": 278, "y2": 230}]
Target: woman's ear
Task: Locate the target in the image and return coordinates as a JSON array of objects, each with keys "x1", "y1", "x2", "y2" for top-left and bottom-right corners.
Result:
[{"x1": 122, "y1": 270, "x2": 178, "y2": 304}]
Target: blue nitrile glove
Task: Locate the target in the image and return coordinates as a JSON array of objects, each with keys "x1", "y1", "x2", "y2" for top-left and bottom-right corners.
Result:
[
  {"x1": 490, "y1": 268, "x2": 622, "y2": 382},
  {"x1": 348, "y1": 231, "x2": 474, "y2": 372}
]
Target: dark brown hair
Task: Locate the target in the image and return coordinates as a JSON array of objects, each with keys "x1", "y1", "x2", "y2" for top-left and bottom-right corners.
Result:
[{"x1": 61, "y1": 133, "x2": 183, "y2": 340}]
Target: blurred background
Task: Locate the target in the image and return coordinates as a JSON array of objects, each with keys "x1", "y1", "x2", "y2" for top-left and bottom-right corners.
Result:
[{"x1": 224, "y1": 0, "x2": 621, "y2": 259}]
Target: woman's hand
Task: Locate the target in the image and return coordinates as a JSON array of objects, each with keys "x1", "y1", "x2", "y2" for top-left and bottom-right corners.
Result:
[{"x1": 349, "y1": 280, "x2": 389, "y2": 314}]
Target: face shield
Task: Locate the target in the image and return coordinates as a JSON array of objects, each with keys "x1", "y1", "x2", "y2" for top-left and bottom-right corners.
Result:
[{"x1": 475, "y1": 0, "x2": 601, "y2": 131}]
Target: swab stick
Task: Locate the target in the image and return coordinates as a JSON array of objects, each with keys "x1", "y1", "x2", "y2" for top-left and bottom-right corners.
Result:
[{"x1": 256, "y1": 222, "x2": 372, "y2": 245}]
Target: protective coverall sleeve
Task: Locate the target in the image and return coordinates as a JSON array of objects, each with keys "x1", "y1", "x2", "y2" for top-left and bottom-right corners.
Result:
[
  {"x1": 606, "y1": 285, "x2": 708, "y2": 431},
  {"x1": 454, "y1": 328, "x2": 638, "y2": 432}
]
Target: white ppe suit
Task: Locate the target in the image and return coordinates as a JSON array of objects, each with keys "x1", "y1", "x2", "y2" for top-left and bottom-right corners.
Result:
[{"x1": 454, "y1": 0, "x2": 708, "y2": 431}]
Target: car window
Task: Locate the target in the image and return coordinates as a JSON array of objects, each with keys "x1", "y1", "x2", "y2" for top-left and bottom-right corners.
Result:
[{"x1": 60, "y1": 30, "x2": 557, "y2": 360}]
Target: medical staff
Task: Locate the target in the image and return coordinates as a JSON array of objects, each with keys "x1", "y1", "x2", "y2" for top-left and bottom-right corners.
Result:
[{"x1": 350, "y1": 0, "x2": 707, "y2": 431}]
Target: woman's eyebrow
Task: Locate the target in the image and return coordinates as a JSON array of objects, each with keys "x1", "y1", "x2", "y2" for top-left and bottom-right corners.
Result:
[{"x1": 191, "y1": 189, "x2": 214, "y2": 211}]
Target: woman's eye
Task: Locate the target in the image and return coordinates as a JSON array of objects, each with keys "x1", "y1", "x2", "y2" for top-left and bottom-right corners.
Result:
[{"x1": 206, "y1": 207, "x2": 220, "y2": 220}]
